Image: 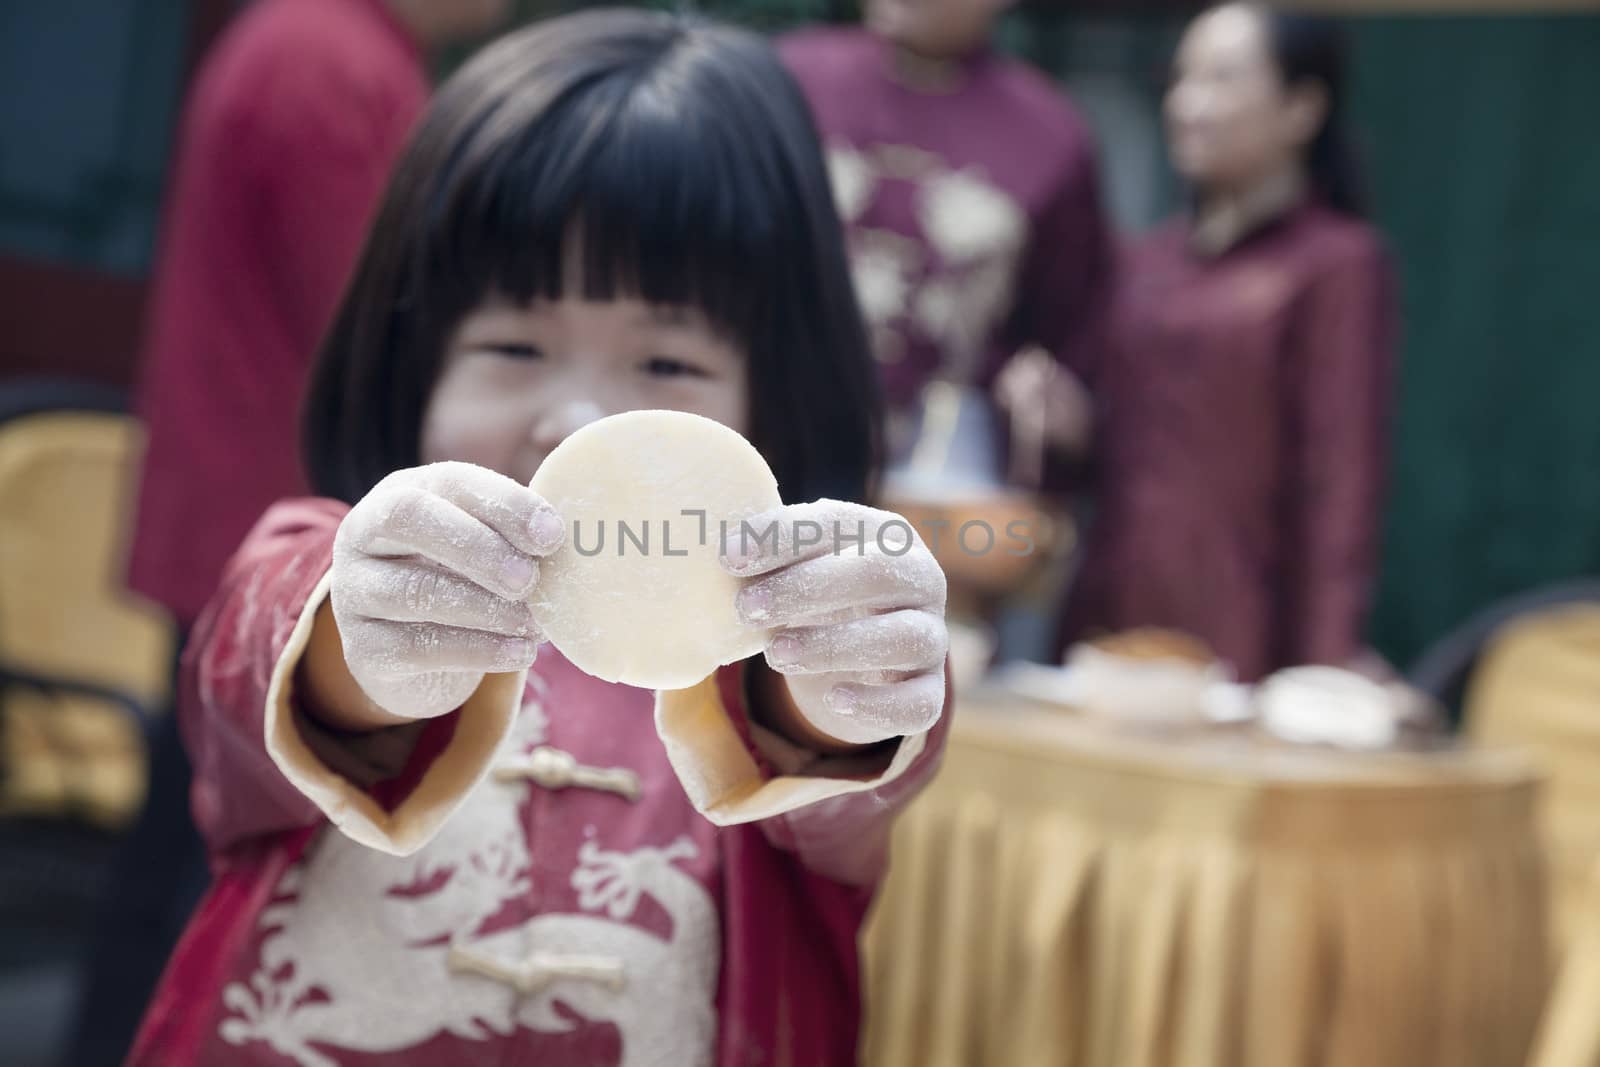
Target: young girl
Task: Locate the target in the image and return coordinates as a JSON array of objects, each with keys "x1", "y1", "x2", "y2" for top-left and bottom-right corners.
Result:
[{"x1": 129, "y1": 10, "x2": 951, "y2": 1066}]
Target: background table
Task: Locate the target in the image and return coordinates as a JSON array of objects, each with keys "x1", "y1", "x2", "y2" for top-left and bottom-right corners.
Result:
[{"x1": 861, "y1": 692, "x2": 1550, "y2": 1067}]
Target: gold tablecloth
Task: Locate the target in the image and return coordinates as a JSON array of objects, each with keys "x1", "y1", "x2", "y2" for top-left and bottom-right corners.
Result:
[{"x1": 862, "y1": 696, "x2": 1549, "y2": 1067}]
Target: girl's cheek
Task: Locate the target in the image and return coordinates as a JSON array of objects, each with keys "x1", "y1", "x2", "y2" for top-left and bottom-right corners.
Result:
[
  {"x1": 673, "y1": 376, "x2": 747, "y2": 438},
  {"x1": 420, "y1": 395, "x2": 524, "y2": 472}
]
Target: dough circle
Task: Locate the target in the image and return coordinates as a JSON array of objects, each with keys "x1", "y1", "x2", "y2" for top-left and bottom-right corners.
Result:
[{"x1": 528, "y1": 409, "x2": 782, "y2": 689}]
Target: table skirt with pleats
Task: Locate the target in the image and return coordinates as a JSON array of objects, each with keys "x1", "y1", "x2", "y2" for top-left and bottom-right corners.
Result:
[{"x1": 862, "y1": 702, "x2": 1548, "y2": 1067}]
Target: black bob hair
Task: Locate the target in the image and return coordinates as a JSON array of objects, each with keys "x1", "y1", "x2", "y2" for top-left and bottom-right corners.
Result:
[{"x1": 302, "y1": 8, "x2": 882, "y2": 505}]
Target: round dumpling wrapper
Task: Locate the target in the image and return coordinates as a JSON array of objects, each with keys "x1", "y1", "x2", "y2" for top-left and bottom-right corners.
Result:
[{"x1": 528, "y1": 409, "x2": 782, "y2": 689}]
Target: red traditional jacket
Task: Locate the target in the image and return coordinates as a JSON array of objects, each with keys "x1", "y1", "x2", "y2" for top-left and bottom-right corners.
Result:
[{"x1": 130, "y1": 499, "x2": 949, "y2": 1066}]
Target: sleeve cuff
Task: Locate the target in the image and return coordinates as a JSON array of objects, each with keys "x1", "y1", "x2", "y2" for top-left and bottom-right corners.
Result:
[
  {"x1": 262, "y1": 572, "x2": 525, "y2": 856},
  {"x1": 654, "y1": 665, "x2": 930, "y2": 826}
]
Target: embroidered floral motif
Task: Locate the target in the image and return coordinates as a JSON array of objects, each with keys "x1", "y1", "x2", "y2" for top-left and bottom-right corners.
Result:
[{"x1": 831, "y1": 143, "x2": 1027, "y2": 381}]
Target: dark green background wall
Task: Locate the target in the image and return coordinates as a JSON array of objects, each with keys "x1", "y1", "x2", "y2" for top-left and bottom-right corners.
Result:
[{"x1": 1346, "y1": 17, "x2": 1600, "y2": 665}]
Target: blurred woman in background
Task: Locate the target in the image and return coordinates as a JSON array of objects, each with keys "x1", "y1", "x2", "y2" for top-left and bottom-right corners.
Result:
[{"x1": 1058, "y1": 3, "x2": 1396, "y2": 681}]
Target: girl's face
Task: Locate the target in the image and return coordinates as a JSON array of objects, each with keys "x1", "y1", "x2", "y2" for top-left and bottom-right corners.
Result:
[{"x1": 421, "y1": 291, "x2": 748, "y2": 486}]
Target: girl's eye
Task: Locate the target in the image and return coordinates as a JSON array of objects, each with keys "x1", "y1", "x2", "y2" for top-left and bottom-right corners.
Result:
[
  {"x1": 484, "y1": 343, "x2": 544, "y2": 361},
  {"x1": 644, "y1": 356, "x2": 707, "y2": 379}
]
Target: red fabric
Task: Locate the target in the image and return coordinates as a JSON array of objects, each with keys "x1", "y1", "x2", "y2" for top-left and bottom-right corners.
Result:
[
  {"x1": 180, "y1": 499, "x2": 347, "y2": 856},
  {"x1": 132, "y1": 499, "x2": 950, "y2": 1066},
  {"x1": 128, "y1": 0, "x2": 426, "y2": 626},
  {"x1": 130, "y1": 827, "x2": 319, "y2": 1066},
  {"x1": 1060, "y1": 202, "x2": 1396, "y2": 679}
]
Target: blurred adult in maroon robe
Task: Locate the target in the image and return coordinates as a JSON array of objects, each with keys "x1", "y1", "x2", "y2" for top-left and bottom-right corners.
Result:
[
  {"x1": 1059, "y1": 3, "x2": 1396, "y2": 681},
  {"x1": 780, "y1": 0, "x2": 1111, "y2": 490}
]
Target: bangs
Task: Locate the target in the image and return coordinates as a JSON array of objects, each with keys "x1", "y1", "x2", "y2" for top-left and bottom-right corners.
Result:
[
  {"x1": 304, "y1": 11, "x2": 878, "y2": 508},
  {"x1": 421, "y1": 53, "x2": 784, "y2": 345}
]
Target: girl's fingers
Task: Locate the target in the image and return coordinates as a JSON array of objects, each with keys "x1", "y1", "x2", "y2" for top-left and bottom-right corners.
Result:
[
  {"x1": 414, "y1": 462, "x2": 565, "y2": 557},
  {"x1": 735, "y1": 546, "x2": 946, "y2": 627},
  {"x1": 781, "y1": 669, "x2": 947, "y2": 745},
  {"x1": 342, "y1": 486, "x2": 541, "y2": 600},
  {"x1": 826, "y1": 671, "x2": 946, "y2": 737},
  {"x1": 334, "y1": 558, "x2": 540, "y2": 637},
  {"x1": 720, "y1": 500, "x2": 911, "y2": 577},
  {"x1": 340, "y1": 618, "x2": 540, "y2": 677},
  {"x1": 765, "y1": 610, "x2": 947, "y2": 676}
]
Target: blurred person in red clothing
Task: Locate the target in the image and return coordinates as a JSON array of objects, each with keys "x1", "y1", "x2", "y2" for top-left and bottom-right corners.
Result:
[
  {"x1": 779, "y1": 0, "x2": 1111, "y2": 493},
  {"x1": 1057, "y1": 4, "x2": 1396, "y2": 680},
  {"x1": 128, "y1": 0, "x2": 511, "y2": 624},
  {"x1": 68, "y1": 2, "x2": 510, "y2": 1063}
]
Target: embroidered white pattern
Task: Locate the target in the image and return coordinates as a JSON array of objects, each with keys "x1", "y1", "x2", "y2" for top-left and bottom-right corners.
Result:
[
  {"x1": 470, "y1": 836, "x2": 717, "y2": 1061},
  {"x1": 851, "y1": 228, "x2": 920, "y2": 330},
  {"x1": 826, "y1": 145, "x2": 875, "y2": 223},
  {"x1": 831, "y1": 142, "x2": 1028, "y2": 382},
  {"x1": 217, "y1": 673, "x2": 720, "y2": 1067},
  {"x1": 916, "y1": 167, "x2": 1026, "y2": 267}
]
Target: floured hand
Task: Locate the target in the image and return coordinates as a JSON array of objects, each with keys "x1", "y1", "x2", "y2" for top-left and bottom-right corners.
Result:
[
  {"x1": 721, "y1": 500, "x2": 948, "y2": 747},
  {"x1": 330, "y1": 462, "x2": 564, "y2": 720}
]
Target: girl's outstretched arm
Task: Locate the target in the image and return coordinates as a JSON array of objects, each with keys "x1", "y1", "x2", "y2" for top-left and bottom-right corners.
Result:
[
  {"x1": 184, "y1": 465, "x2": 560, "y2": 859},
  {"x1": 657, "y1": 499, "x2": 953, "y2": 886},
  {"x1": 180, "y1": 499, "x2": 348, "y2": 855}
]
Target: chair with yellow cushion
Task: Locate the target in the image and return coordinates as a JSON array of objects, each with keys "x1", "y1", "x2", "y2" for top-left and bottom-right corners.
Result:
[
  {"x1": 0, "y1": 380, "x2": 176, "y2": 1059},
  {"x1": 1463, "y1": 601, "x2": 1600, "y2": 951},
  {"x1": 0, "y1": 379, "x2": 174, "y2": 828},
  {"x1": 1528, "y1": 857, "x2": 1600, "y2": 1067},
  {"x1": 1409, "y1": 581, "x2": 1600, "y2": 727}
]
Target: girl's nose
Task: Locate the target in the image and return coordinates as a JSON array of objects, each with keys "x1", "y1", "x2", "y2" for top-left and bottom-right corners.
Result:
[{"x1": 529, "y1": 399, "x2": 607, "y2": 453}]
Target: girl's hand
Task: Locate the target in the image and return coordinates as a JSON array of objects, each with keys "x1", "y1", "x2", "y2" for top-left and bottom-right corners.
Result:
[
  {"x1": 327, "y1": 462, "x2": 564, "y2": 722},
  {"x1": 721, "y1": 500, "x2": 949, "y2": 748}
]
